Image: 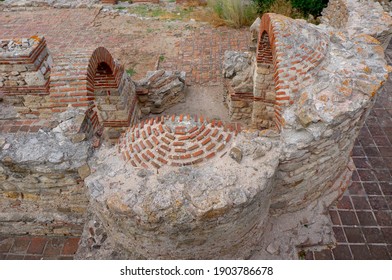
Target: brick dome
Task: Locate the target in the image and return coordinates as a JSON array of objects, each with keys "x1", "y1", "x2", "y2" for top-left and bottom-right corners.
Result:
[{"x1": 118, "y1": 114, "x2": 241, "y2": 169}]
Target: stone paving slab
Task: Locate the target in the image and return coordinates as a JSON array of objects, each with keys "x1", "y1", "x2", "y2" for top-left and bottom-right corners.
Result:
[
  {"x1": 305, "y1": 86, "x2": 392, "y2": 260},
  {"x1": 0, "y1": 236, "x2": 79, "y2": 260}
]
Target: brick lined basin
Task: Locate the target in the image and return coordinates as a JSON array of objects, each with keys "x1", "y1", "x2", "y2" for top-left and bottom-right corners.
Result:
[{"x1": 118, "y1": 114, "x2": 241, "y2": 169}]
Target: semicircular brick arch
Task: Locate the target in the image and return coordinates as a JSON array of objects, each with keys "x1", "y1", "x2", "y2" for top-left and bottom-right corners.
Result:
[
  {"x1": 256, "y1": 13, "x2": 329, "y2": 129},
  {"x1": 86, "y1": 47, "x2": 124, "y2": 97},
  {"x1": 49, "y1": 47, "x2": 137, "y2": 140}
]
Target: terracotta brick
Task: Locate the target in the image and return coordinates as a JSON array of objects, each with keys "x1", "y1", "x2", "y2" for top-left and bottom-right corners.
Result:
[
  {"x1": 175, "y1": 148, "x2": 187, "y2": 153},
  {"x1": 0, "y1": 238, "x2": 14, "y2": 253},
  {"x1": 146, "y1": 150, "x2": 155, "y2": 159},
  {"x1": 161, "y1": 145, "x2": 171, "y2": 152},
  {"x1": 173, "y1": 142, "x2": 185, "y2": 146},
  {"x1": 201, "y1": 137, "x2": 211, "y2": 146},
  {"x1": 145, "y1": 140, "x2": 153, "y2": 149},
  {"x1": 10, "y1": 237, "x2": 30, "y2": 254},
  {"x1": 134, "y1": 154, "x2": 142, "y2": 163},
  {"x1": 141, "y1": 153, "x2": 150, "y2": 162},
  {"x1": 156, "y1": 149, "x2": 166, "y2": 156},
  {"x1": 188, "y1": 144, "x2": 199, "y2": 151},
  {"x1": 152, "y1": 136, "x2": 159, "y2": 145},
  {"x1": 192, "y1": 158, "x2": 204, "y2": 165},
  {"x1": 193, "y1": 150, "x2": 204, "y2": 157},
  {"x1": 179, "y1": 135, "x2": 190, "y2": 140},
  {"x1": 139, "y1": 141, "x2": 146, "y2": 150},
  {"x1": 158, "y1": 157, "x2": 168, "y2": 164},
  {"x1": 217, "y1": 144, "x2": 225, "y2": 152},
  {"x1": 165, "y1": 133, "x2": 175, "y2": 140},
  {"x1": 180, "y1": 154, "x2": 192, "y2": 160},
  {"x1": 164, "y1": 125, "x2": 171, "y2": 133},
  {"x1": 151, "y1": 161, "x2": 160, "y2": 169},
  {"x1": 206, "y1": 143, "x2": 216, "y2": 151},
  {"x1": 62, "y1": 237, "x2": 79, "y2": 255},
  {"x1": 188, "y1": 126, "x2": 198, "y2": 134},
  {"x1": 161, "y1": 137, "x2": 170, "y2": 145}
]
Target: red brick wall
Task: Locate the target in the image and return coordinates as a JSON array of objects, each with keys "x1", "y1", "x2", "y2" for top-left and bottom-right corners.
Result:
[{"x1": 101, "y1": 0, "x2": 118, "y2": 4}]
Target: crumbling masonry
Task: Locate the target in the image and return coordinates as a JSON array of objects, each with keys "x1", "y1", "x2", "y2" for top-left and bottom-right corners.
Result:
[{"x1": 1, "y1": 0, "x2": 392, "y2": 259}]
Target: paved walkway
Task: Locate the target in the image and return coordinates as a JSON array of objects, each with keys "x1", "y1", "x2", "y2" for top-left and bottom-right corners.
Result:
[{"x1": 0, "y1": 7, "x2": 391, "y2": 260}]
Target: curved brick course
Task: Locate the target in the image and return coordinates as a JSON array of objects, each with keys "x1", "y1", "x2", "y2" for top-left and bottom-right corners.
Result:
[
  {"x1": 118, "y1": 114, "x2": 241, "y2": 169},
  {"x1": 257, "y1": 13, "x2": 329, "y2": 128}
]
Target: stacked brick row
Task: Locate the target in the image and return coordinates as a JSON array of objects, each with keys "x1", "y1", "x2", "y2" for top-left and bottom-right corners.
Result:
[
  {"x1": 118, "y1": 114, "x2": 241, "y2": 169},
  {"x1": 0, "y1": 36, "x2": 53, "y2": 119},
  {"x1": 257, "y1": 13, "x2": 329, "y2": 129}
]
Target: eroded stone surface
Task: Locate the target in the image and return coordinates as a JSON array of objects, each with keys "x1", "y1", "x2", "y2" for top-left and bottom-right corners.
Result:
[{"x1": 1, "y1": 0, "x2": 392, "y2": 260}]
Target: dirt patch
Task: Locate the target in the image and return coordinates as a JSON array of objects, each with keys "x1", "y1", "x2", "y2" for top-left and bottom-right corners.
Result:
[
  {"x1": 93, "y1": 5, "x2": 210, "y2": 80},
  {"x1": 156, "y1": 85, "x2": 231, "y2": 122}
]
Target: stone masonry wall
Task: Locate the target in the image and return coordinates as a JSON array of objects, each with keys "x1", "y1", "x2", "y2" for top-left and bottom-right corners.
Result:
[
  {"x1": 135, "y1": 70, "x2": 186, "y2": 115},
  {"x1": 0, "y1": 36, "x2": 53, "y2": 120},
  {"x1": 0, "y1": 110, "x2": 92, "y2": 236},
  {"x1": 223, "y1": 51, "x2": 254, "y2": 124},
  {"x1": 321, "y1": 0, "x2": 392, "y2": 49}
]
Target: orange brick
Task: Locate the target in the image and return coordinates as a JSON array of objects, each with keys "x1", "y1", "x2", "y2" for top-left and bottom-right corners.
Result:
[
  {"x1": 206, "y1": 152, "x2": 216, "y2": 159},
  {"x1": 165, "y1": 133, "x2": 175, "y2": 140},
  {"x1": 192, "y1": 150, "x2": 204, "y2": 157},
  {"x1": 161, "y1": 137, "x2": 170, "y2": 145},
  {"x1": 173, "y1": 142, "x2": 185, "y2": 146},
  {"x1": 157, "y1": 157, "x2": 168, "y2": 164},
  {"x1": 201, "y1": 137, "x2": 211, "y2": 146},
  {"x1": 146, "y1": 150, "x2": 155, "y2": 159},
  {"x1": 206, "y1": 143, "x2": 216, "y2": 151}
]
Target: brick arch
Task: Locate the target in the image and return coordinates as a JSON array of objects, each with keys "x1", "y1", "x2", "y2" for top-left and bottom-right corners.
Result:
[
  {"x1": 49, "y1": 47, "x2": 129, "y2": 135},
  {"x1": 86, "y1": 47, "x2": 124, "y2": 96},
  {"x1": 253, "y1": 14, "x2": 280, "y2": 130}
]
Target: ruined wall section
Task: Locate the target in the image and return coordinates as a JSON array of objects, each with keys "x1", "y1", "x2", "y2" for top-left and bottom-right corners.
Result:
[
  {"x1": 84, "y1": 133, "x2": 280, "y2": 259},
  {"x1": 0, "y1": 110, "x2": 92, "y2": 236},
  {"x1": 253, "y1": 31, "x2": 275, "y2": 129},
  {"x1": 48, "y1": 47, "x2": 140, "y2": 143},
  {"x1": 135, "y1": 70, "x2": 186, "y2": 115},
  {"x1": 321, "y1": 0, "x2": 392, "y2": 49},
  {"x1": 0, "y1": 36, "x2": 53, "y2": 120},
  {"x1": 270, "y1": 23, "x2": 391, "y2": 214},
  {"x1": 222, "y1": 51, "x2": 254, "y2": 124}
]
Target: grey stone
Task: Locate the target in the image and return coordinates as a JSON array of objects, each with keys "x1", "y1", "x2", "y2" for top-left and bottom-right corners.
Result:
[{"x1": 229, "y1": 147, "x2": 243, "y2": 163}]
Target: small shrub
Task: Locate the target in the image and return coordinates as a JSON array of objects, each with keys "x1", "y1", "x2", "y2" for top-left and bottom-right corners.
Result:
[
  {"x1": 291, "y1": 0, "x2": 328, "y2": 16},
  {"x1": 207, "y1": 0, "x2": 258, "y2": 28},
  {"x1": 126, "y1": 68, "x2": 136, "y2": 76},
  {"x1": 265, "y1": 0, "x2": 303, "y2": 18},
  {"x1": 251, "y1": 0, "x2": 276, "y2": 12}
]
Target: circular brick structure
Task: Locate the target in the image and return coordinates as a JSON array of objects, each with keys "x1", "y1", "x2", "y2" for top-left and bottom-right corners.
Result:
[{"x1": 118, "y1": 114, "x2": 241, "y2": 169}]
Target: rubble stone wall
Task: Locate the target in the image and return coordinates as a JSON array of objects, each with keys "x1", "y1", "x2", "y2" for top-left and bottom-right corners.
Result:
[
  {"x1": 135, "y1": 70, "x2": 186, "y2": 115},
  {"x1": 0, "y1": 110, "x2": 92, "y2": 236},
  {"x1": 0, "y1": 36, "x2": 53, "y2": 120},
  {"x1": 321, "y1": 0, "x2": 392, "y2": 49}
]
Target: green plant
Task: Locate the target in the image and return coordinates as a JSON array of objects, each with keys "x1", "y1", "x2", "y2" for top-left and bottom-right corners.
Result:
[
  {"x1": 291, "y1": 0, "x2": 328, "y2": 16},
  {"x1": 159, "y1": 55, "x2": 165, "y2": 62},
  {"x1": 207, "y1": 0, "x2": 258, "y2": 28},
  {"x1": 126, "y1": 68, "x2": 136, "y2": 76},
  {"x1": 251, "y1": 0, "x2": 276, "y2": 12}
]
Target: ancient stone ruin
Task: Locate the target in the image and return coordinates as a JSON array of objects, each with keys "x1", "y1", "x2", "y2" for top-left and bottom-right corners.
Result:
[{"x1": 1, "y1": 0, "x2": 392, "y2": 259}]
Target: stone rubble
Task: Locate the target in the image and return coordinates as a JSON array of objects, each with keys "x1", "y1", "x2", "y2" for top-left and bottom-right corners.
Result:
[{"x1": 135, "y1": 70, "x2": 186, "y2": 114}]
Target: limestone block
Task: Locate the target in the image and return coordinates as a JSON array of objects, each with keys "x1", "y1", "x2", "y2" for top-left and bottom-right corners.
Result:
[{"x1": 24, "y1": 71, "x2": 46, "y2": 86}]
